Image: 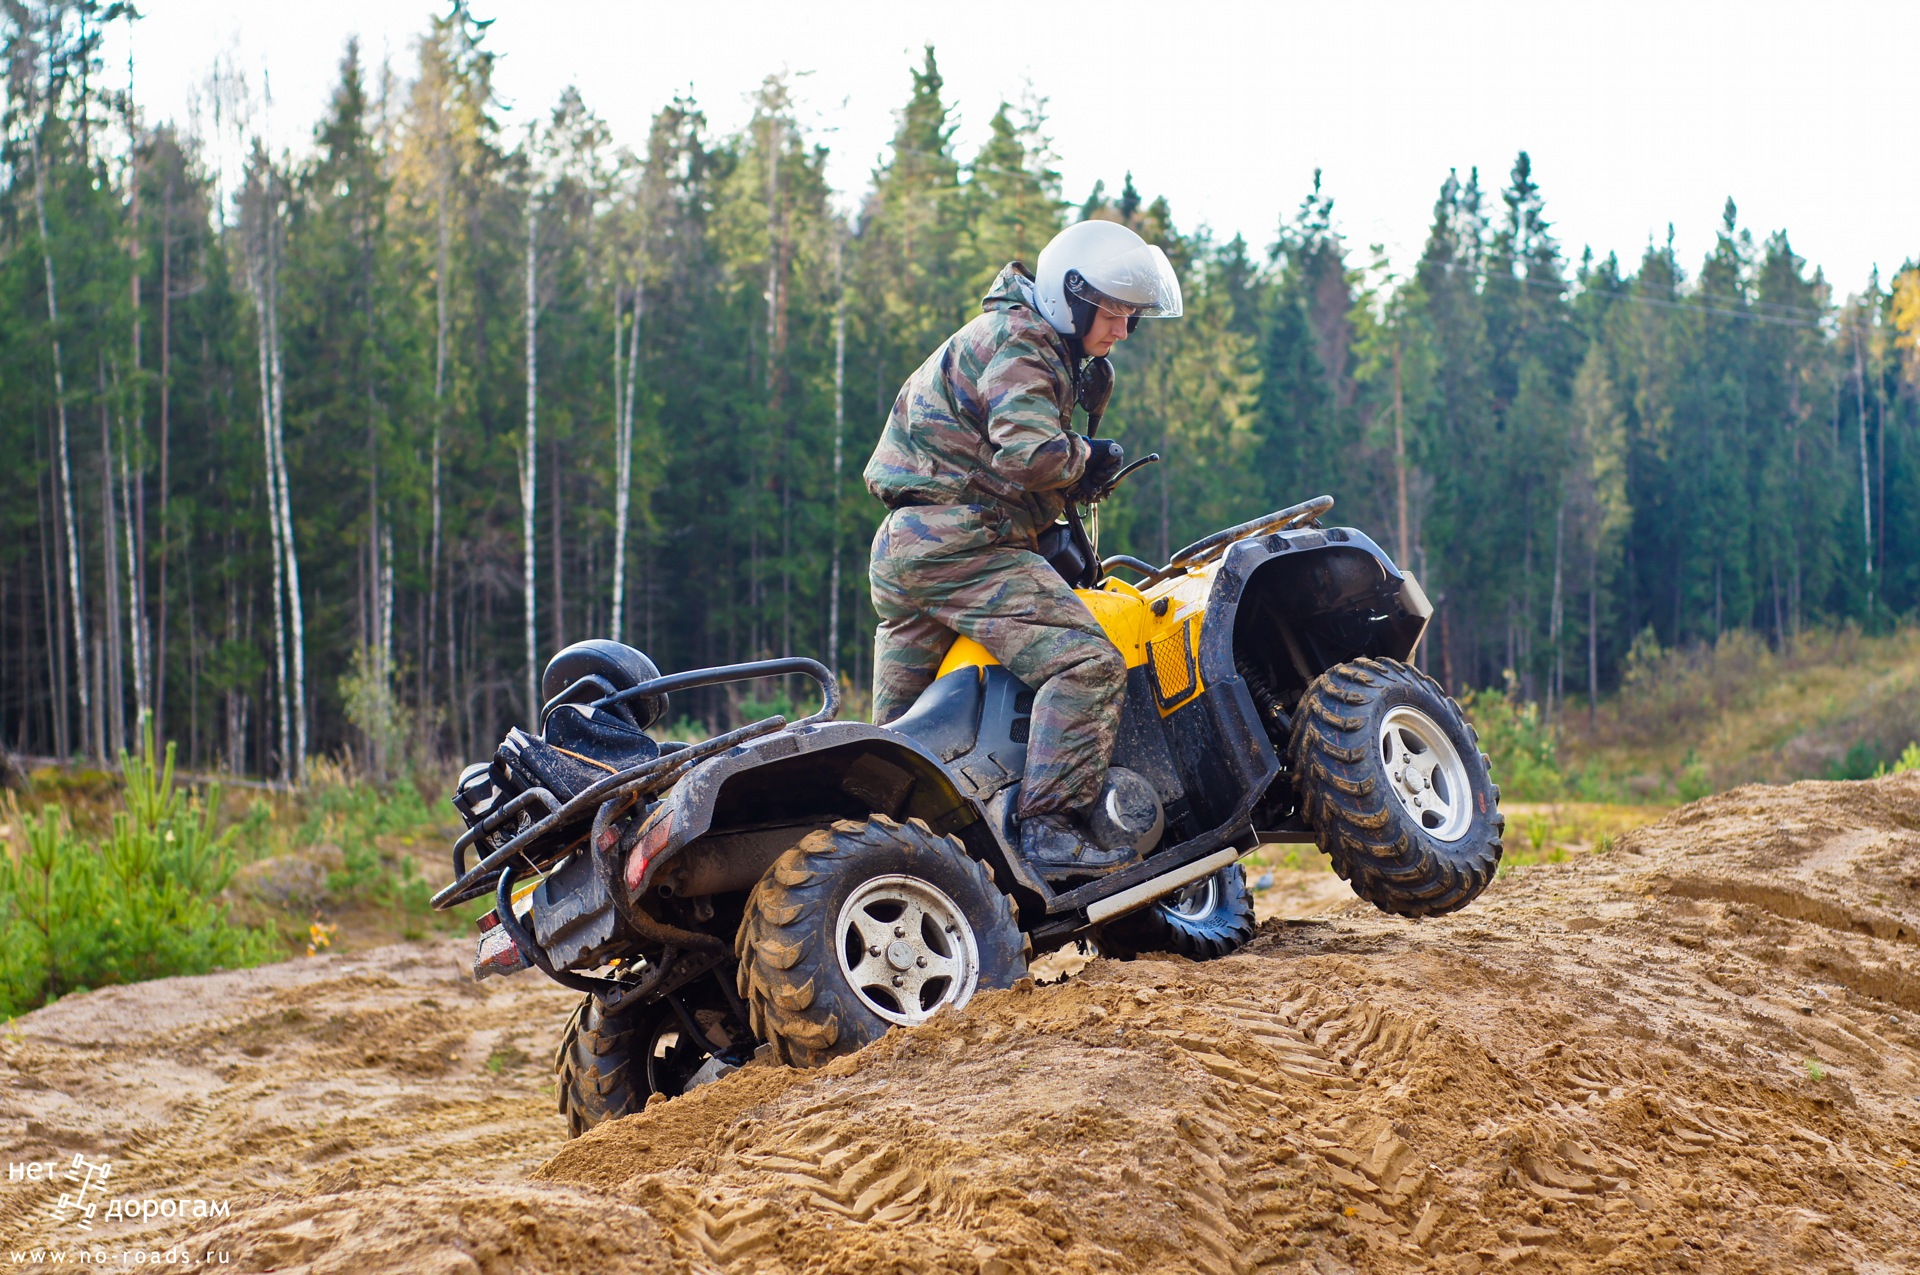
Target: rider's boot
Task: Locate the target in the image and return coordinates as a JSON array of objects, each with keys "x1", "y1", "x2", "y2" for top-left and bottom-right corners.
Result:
[{"x1": 1018, "y1": 811, "x2": 1140, "y2": 884}]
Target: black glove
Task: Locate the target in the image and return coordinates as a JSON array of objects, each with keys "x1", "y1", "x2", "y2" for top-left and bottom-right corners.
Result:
[{"x1": 1071, "y1": 437, "x2": 1126, "y2": 501}]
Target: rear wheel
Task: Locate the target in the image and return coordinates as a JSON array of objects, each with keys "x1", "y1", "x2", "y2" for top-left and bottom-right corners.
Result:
[
  {"x1": 1290, "y1": 657, "x2": 1503, "y2": 917},
  {"x1": 735, "y1": 815, "x2": 1026, "y2": 1067},
  {"x1": 553, "y1": 986, "x2": 731, "y2": 1138},
  {"x1": 1095, "y1": 863, "x2": 1257, "y2": 960}
]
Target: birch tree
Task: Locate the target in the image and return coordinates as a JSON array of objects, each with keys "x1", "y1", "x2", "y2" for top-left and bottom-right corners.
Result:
[
  {"x1": 29, "y1": 123, "x2": 88, "y2": 759},
  {"x1": 520, "y1": 153, "x2": 541, "y2": 720},
  {"x1": 244, "y1": 144, "x2": 306, "y2": 780},
  {"x1": 609, "y1": 240, "x2": 642, "y2": 641}
]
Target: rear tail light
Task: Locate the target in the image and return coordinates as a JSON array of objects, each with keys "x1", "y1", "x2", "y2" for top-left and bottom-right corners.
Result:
[
  {"x1": 473, "y1": 925, "x2": 529, "y2": 981},
  {"x1": 625, "y1": 805, "x2": 675, "y2": 892}
]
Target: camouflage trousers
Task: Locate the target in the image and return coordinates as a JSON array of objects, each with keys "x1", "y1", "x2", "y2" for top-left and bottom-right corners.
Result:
[{"x1": 869, "y1": 504, "x2": 1125, "y2": 817}]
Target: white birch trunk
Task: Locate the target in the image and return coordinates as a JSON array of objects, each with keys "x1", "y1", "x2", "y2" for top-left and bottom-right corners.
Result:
[
  {"x1": 1548, "y1": 498, "x2": 1565, "y2": 725},
  {"x1": 267, "y1": 181, "x2": 306, "y2": 781},
  {"x1": 121, "y1": 441, "x2": 148, "y2": 727},
  {"x1": 610, "y1": 260, "x2": 643, "y2": 642},
  {"x1": 522, "y1": 185, "x2": 540, "y2": 721},
  {"x1": 274, "y1": 345, "x2": 305, "y2": 779},
  {"x1": 608, "y1": 283, "x2": 624, "y2": 639},
  {"x1": 125, "y1": 96, "x2": 150, "y2": 737},
  {"x1": 1393, "y1": 340, "x2": 1410, "y2": 568},
  {"x1": 250, "y1": 215, "x2": 290, "y2": 780},
  {"x1": 1854, "y1": 328, "x2": 1873, "y2": 616},
  {"x1": 380, "y1": 523, "x2": 395, "y2": 679},
  {"x1": 430, "y1": 181, "x2": 449, "y2": 693},
  {"x1": 100, "y1": 391, "x2": 124, "y2": 757},
  {"x1": 31, "y1": 129, "x2": 91, "y2": 759},
  {"x1": 827, "y1": 240, "x2": 845, "y2": 679}
]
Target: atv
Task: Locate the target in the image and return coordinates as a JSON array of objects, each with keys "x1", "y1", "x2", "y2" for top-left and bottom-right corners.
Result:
[{"x1": 434, "y1": 461, "x2": 1503, "y2": 1140}]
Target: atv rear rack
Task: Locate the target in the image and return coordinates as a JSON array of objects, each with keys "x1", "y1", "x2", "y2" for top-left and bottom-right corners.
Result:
[{"x1": 433, "y1": 657, "x2": 839, "y2": 911}]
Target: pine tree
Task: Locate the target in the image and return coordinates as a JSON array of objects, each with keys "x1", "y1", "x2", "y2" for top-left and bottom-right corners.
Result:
[
  {"x1": 852, "y1": 46, "x2": 966, "y2": 419},
  {"x1": 957, "y1": 96, "x2": 1063, "y2": 297}
]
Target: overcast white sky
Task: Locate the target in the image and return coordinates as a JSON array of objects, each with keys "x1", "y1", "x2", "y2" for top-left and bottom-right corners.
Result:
[{"x1": 110, "y1": 0, "x2": 1916, "y2": 296}]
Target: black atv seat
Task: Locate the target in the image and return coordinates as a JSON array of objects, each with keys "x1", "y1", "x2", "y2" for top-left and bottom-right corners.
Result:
[{"x1": 885, "y1": 667, "x2": 983, "y2": 762}]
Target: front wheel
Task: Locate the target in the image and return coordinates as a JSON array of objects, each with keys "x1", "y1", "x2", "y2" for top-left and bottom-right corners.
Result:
[
  {"x1": 1290, "y1": 658, "x2": 1503, "y2": 917},
  {"x1": 1095, "y1": 863, "x2": 1257, "y2": 960},
  {"x1": 735, "y1": 815, "x2": 1027, "y2": 1067}
]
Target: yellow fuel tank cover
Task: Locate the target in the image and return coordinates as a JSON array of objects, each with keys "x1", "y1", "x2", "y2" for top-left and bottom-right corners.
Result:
[{"x1": 933, "y1": 583, "x2": 1153, "y2": 677}]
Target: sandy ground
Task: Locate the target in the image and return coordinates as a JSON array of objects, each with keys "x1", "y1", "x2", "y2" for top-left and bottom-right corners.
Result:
[{"x1": 2, "y1": 775, "x2": 1917, "y2": 1273}]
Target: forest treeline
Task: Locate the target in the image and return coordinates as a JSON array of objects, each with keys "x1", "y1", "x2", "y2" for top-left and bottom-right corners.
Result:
[{"x1": 2, "y1": 1, "x2": 1917, "y2": 779}]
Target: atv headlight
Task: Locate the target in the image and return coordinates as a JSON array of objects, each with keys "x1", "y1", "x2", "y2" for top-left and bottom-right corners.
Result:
[{"x1": 1399, "y1": 573, "x2": 1433, "y2": 621}]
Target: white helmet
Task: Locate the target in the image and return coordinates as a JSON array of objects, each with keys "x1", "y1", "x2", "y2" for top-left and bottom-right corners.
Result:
[{"x1": 1033, "y1": 219, "x2": 1184, "y2": 339}]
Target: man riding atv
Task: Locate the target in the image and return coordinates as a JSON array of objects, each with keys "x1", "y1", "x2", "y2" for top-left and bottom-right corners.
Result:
[
  {"x1": 864, "y1": 219, "x2": 1183, "y2": 884},
  {"x1": 438, "y1": 213, "x2": 1499, "y2": 1133}
]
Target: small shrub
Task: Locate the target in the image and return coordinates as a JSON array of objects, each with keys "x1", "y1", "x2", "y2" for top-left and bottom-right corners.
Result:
[
  {"x1": 1825, "y1": 740, "x2": 1885, "y2": 782},
  {"x1": 340, "y1": 645, "x2": 413, "y2": 781},
  {"x1": 287, "y1": 774, "x2": 442, "y2": 914},
  {"x1": 1877, "y1": 742, "x2": 1920, "y2": 777},
  {"x1": 1456, "y1": 687, "x2": 1568, "y2": 801},
  {"x1": 1602, "y1": 628, "x2": 1778, "y2": 750},
  {"x1": 0, "y1": 727, "x2": 278, "y2": 1017},
  {"x1": 1675, "y1": 751, "x2": 1714, "y2": 802}
]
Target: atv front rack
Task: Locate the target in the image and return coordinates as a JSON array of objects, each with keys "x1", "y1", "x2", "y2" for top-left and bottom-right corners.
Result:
[
  {"x1": 1167, "y1": 495, "x2": 1333, "y2": 570},
  {"x1": 432, "y1": 657, "x2": 839, "y2": 912},
  {"x1": 1097, "y1": 496, "x2": 1334, "y2": 590}
]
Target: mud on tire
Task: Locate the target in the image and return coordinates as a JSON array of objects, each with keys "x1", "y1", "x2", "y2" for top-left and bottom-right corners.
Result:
[
  {"x1": 735, "y1": 815, "x2": 1026, "y2": 1068},
  {"x1": 1290, "y1": 657, "x2": 1504, "y2": 917},
  {"x1": 553, "y1": 993, "x2": 711, "y2": 1138},
  {"x1": 554, "y1": 995, "x2": 650, "y2": 1138},
  {"x1": 1096, "y1": 863, "x2": 1257, "y2": 961}
]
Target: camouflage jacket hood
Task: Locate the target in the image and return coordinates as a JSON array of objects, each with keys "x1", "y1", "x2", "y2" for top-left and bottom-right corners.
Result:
[{"x1": 863, "y1": 261, "x2": 1090, "y2": 545}]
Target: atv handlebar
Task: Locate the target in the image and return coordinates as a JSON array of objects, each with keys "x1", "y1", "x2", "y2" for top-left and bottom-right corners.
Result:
[
  {"x1": 1099, "y1": 554, "x2": 1185, "y2": 588},
  {"x1": 1079, "y1": 452, "x2": 1160, "y2": 506},
  {"x1": 1103, "y1": 453, "x2": 1161, "y2": 491}
]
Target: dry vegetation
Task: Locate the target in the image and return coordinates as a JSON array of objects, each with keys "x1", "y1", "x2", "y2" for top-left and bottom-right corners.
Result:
[{"x1": 1557, "y1": 625, "x2": 1920, "y2": 796}]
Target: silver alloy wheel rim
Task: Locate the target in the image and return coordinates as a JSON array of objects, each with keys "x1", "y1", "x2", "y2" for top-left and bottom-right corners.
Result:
[
  {"x1": 835, "y1": 874, "x2": 982, "y2": 1027},
  {"x1": 1378, "y1": 704, "x2": 1473, "y2": 843},
  {"x1": 1164, "y1": 874, "x2": 1220, "y2": 921}
]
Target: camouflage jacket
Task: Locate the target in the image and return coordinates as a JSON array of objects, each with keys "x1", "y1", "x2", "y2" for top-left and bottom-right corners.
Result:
[{"x1": 863, "y1": 261, "x2": 1089, "y2": 547}]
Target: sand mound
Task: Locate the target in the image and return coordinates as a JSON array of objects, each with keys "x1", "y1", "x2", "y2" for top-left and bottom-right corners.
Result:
[{"x1": 3, "y1": 774, "x2": 1917, "y2": 1272}]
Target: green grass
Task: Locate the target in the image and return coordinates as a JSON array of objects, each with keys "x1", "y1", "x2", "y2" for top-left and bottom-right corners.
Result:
[{"x1": 1493, "y1": 802, "x2": 1672, "y2": 873}]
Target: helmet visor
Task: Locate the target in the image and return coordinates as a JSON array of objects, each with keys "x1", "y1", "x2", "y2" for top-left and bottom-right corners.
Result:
[{"x1": 1067, "y1": 244, "x2": 1183, "y2": 320}]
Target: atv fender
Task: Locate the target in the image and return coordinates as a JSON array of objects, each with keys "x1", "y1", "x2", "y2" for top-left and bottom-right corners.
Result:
[
  {"x1": 1214, "y1": 527, "x2": 1429, "y2": 675},
  {"x1": 625, "y1": 723, "x2": 1027, "y2": 907},
  {"x1": 1072, "y1": 528, "x2": 1417, "y2": 896}
]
